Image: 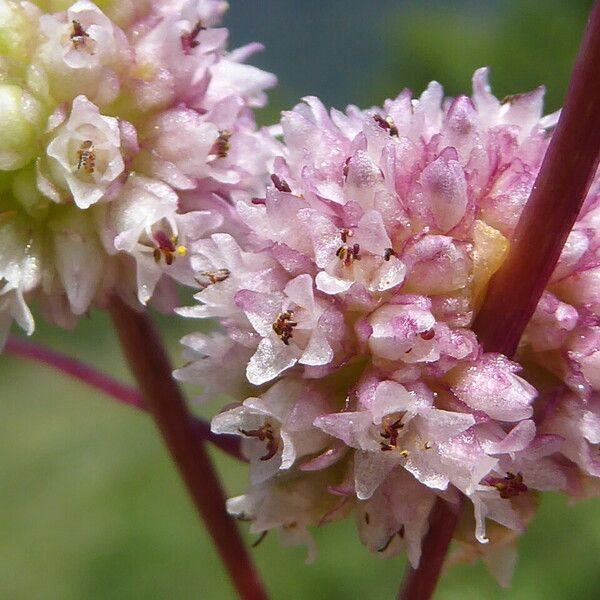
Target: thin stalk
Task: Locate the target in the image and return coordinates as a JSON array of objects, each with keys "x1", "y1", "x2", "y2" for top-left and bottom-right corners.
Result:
[
  {"x1": 4, "y1": 335, "x2": 244, "y2": 461},
  {"x1": 109, "y1": 297, "x2": 267, "y2": 600},
  {"x1": 397, "y1": 499, "x2": 461, "y2": 600},
  {"x1": 5, "y1": 335, "x2": 144, "y2": 408},
  {"x1": 398, "y1": 2, "x2": 600, "y2": 599}
]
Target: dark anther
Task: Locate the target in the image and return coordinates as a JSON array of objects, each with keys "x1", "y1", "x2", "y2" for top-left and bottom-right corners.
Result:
[
  {"x1": 487, "y1": 472, "x2": 528, "y2": 499},
  {"x1": 379, "y1": 415, "x2": 404, "y2": 451},
  {"x1": 197, "y1": 269, "x2": 230, "y2": 288},
  {"x1": 239, "y1": 423, "x2": 279, "y2": 461},
  {"x1": 271, "y1": 174, "x2": 292, "y2": 193},
  {"x1": 71, "y1": 20, "x2": 89, "y2": 48},
  {"x1": 342, "y1": 156, "x2": 351, "y2": 179},
  {"x1": 420, "y1": 328, "x2": 435, "y2": 341},
  {"x1": 373, "y1": 114, "x2": 399, "y2": 137},
  {"x1": 215, "y1": 130, "x2": 232, "y2": 158},
  {"x1": 340, "y1": 228, "x2": 353, "y2": 243},
  {"x1": 272, "y1": 310, "x2": 298, "y2": 345},
  {"x1": 336, "y1": 243, "x2": 361, "y2": 266},
  {"x1": 76, "y1": 140, "x2": 95, "y2": 174},
  {"x1": 152, "y1": 230, "x2": 186, "y2": 265},
  {"x1": 384, "y1": 247, "x2": 396, "y2": 261},
  {"x1": 181, "y1": 20, "x2": 206, "y2": 51}
]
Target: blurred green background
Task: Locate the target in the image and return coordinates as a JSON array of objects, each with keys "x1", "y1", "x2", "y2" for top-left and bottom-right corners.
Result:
[{"x1": 2, "y1": 0, "x2": 599, "y2": 598}]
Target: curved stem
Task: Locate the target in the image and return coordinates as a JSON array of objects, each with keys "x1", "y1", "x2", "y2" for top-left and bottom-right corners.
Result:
[
  {"x1": 5, "y1": 335, "x2": 144, "y2": 408},
  {"x1": 109, "y1": 297, "x2": 267, "y2": 600},
  {"x1": 4, "y1": 335, "x2": 244, "y2": 461},
  {"x1": 399, "y1": 2, "x2": 600, "y2": 599}
]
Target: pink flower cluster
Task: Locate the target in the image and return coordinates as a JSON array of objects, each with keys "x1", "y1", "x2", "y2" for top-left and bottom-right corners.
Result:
[
  {"x1": 0, "y1": 0, "x2": 276, "y2": 344},
  {"x1": 176, "y1": 69, "x2": 600, "y2": 583}
]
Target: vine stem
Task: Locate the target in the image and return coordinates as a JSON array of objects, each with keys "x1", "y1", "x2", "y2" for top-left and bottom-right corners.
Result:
[
  {"x1": 4, "y1": 335, "x2": 244, "y2": 461},
  {"x1": 398, "y1": 2, "x2": 600, "y2": 599},
  {"x1": 109, "y1": 297, "x2": 267, "y2": 600}
]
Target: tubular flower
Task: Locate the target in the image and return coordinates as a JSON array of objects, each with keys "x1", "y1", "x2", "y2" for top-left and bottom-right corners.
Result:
[
  {"x1": 0, "y1": 0, "x2": 276, "y2": 345},
  {"x1": 178, "y1": 70, "x2": 600, "y2": 585}
]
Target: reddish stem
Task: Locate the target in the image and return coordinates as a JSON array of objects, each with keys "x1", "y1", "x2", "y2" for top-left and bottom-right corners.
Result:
[
  {"x1": 397, "y1": 499, "x2": 461, "y2": 600},
  {"x1": 4, "y1": 335, "x2": 244, "y2": 461},
  {"x1": 399, "y1": 3, "x2": 600, "y2": 599},
  {"x1": 109, "y1": 297, "x2": 267, "y2": 600},
  {"x1": 473, "y1": 0, "x2": 600, "y2": 357},
  {"x1": 5, "y1": 335, "x2": 145, "y2": 408}
]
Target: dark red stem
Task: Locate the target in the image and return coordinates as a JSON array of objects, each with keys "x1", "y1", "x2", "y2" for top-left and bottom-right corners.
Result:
[
  {"x1": 4, "y1": 335, "x2": 244, "y2": 461},
  {"x1": 473, "y1": 0, "x2": 600, "y2": 356},
  {"x1": 109, "y1": 297, "x2": 267, "y2": 600},
  {"x1": 397, "y1": 499, "x2": 461, "y2": 600},
  {"x1": 399, "y1": 2, "x2": 600, "y2": 599}
]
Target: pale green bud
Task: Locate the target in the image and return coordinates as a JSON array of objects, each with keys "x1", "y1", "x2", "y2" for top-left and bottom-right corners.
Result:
[
  {"x1": 12, "y1": 166, "x2": 50, "y2": 220},
  {"x1": 0, "y1": 83, "x2": 46, "y2": 170},
  {"x1": 0, "y1": 0, "x2": 37, "y2": 65}
]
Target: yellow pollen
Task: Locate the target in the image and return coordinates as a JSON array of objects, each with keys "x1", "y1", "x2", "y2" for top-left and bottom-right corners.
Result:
[
  {"x1": 399, "y1": 449, "x2": 410, "y2": 458},
  {"x1": 176, "y1": 245, "x2": 188, "y2": 256}
]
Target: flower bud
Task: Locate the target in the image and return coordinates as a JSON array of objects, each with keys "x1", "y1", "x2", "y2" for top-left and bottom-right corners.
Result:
[
  {"x1": 0, "y1": 83, "x2": 45, "y2": 170},
  {"x1": 0, "y1": 0, "x2": 38, "y2": 65}
]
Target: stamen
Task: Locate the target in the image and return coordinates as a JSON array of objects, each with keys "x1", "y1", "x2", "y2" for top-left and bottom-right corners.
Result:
[
  {"x1": 373, "y1": 114, "x2": 399, "y2": 137},
  {"x1": 181, "y1": 20, "x2": 206, "y2": 51},
  {"x1": 76, "y1": 140, "x2": 95, "y2": 174},
  {"x1": 152, "y1": 230, "x2": 185, "y2": 266},
  {"x1": 379, "y1": 415, "x2": 404, "y2": 451},
  {"x1": 336, "y1": 243, "x2": 361, "y2": 266},
  {"x1": 272, "y1": 310, "x2": 297, "y2": 345},
  {"x1": 197, "y1": 269, "x2": 231, "y2": 289},
  {"x1": 420, "y1": 328, "x2": 435, "y2": 341},
  {"x1": 486, "y1": 472, "x2": 528, "y2": 499},
  {"x1": 215, "y1": 130, "x2": 232, "y2": 158},
  {"x1": 71, "y1": 20, "x2": 89, "y2": 48},
  {"x1": 340, "y1": 228, "x2": 353, "y2": 243},
  {"x1": 271, "y1": 174, "x2": 292, "y2": 193},
  {"x1": 384, "y1": 247, "x2": 396, "y2": 261},
  {"x1": 239, "y1": 423, "x2": 280, "y2": 461},
  {"x1": 342, "y1": 156, "x2": 351, "y2": 179}
]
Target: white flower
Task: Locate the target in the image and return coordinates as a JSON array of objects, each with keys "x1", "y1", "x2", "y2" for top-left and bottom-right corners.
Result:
[
  {"x1": 37, "y1": 0, "x2": 130, "y2": 105},
  {"x1": 107, "y1": 174, "x2": 221, "y2": 304},
  {"x1": 40, "y1": 95, "x2": 124, "y2": 209}
]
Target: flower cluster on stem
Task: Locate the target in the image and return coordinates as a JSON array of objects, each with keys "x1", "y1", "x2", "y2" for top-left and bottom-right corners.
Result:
[
  {"x1": 177, "y1": 66, "x2": 600, "y2": 586},
  {"x1": 0, "y1": 0, "x2": 277, "y2": 346}
]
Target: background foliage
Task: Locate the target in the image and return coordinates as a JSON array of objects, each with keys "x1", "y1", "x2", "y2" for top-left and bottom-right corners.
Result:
[{"x1": 1, "y1": 1, "x2": 598, "y2": 598}]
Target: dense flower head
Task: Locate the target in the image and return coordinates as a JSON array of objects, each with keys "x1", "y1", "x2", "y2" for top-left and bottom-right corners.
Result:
[
  {"x1": 0, "y1": 0, "x2": 277, "y2": 345},
  {"x1": 177, "y1": 69, "x2": 600, "y2": 583}
]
